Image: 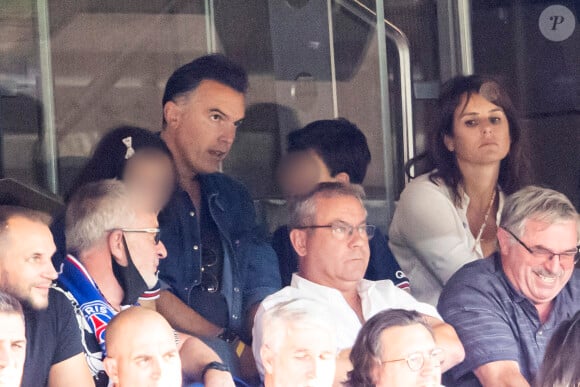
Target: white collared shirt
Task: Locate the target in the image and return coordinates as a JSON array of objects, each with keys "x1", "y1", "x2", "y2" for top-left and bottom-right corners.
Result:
[{"x1": 252, "y1": 273, "x2": 440, "y2": 378}]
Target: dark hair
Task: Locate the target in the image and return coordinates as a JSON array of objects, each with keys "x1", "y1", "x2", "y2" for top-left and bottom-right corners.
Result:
[
  {"x1": 406, "y1": 75, "x2": 531, "y2": 205},
  {"x1": 162, "y1": 53, "x2": 248, "y2": 123},
  {"x1": 287, "y1": 118, "x2": 371, "y2": 184},
  {"x1": 535, "y1": 311, "x2": 580, "y2": 387},
  {"x1": 65, "y1": 126, "x2": 172, "y2": 202},
  {"x1": 345, "y1": 309, "x2": 432, "y2": 387}
]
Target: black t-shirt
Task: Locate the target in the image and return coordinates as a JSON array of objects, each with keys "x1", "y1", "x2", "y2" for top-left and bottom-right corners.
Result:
[
  {"x1": 188, "y1": 200, "x2": 229, "y2": 327},
  {"x1": 22, "y1": 288, "x2": 85, "y2": 387}
]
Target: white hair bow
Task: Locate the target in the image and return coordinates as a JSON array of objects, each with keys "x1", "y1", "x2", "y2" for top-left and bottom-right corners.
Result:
[{"x1": 122, "y1": 136, "x2": 135, "y2": 160}]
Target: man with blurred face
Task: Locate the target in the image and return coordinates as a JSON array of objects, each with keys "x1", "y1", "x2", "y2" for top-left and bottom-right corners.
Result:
[
  {"x1": 0, "y1": 205, "x2": 93, "y2": 387},
  {"x1": 104, "y1": 307, "x2": 182, "y2": 387},
  {"x1": 260, "y1": 299, "x2": 337, "y2": 387},
  {"x1": 253, "y1": 183, "x2": 465, "y2": 385},
  {"x1": 0, "y1": 291, "x2": 26, "y2": 387},
  {"x1": 56, "y1": 179, "x2": 234, "y2": 387},
  {"x1": 273, "y1": 118, "x2": 409, "y2": 289},
  {"x1": 439, "y1": 186, "x2": 580, "y2": 386}
]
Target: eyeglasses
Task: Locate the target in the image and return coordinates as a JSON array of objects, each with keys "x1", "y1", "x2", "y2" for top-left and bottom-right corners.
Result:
[
  {"x1": 200, "y1": 247, "x2": 219, "y2": 293},
  {"x1": 295, "y1": 222, "x2": 376, "y2": 241},
  {"x1": 501, "y1": 227, "x2": 579, "y2": 268},
  {"x1": 381, "y1": 348, "x2": 444, "y2": 372},
  {"x1": 120, "y1": 228, "x2": 162, "y2": 245}
]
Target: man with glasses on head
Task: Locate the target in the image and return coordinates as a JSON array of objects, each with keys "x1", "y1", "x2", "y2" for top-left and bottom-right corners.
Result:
[
  {"x1": 55, "y1": 179, "x2": 235, "y2": 386},
  {"x1": 252, "y1": 182, "x2": 465, "y2": 385},
  {"x1": 438, "y1": 185, "x2": 580, "y2": 387}
]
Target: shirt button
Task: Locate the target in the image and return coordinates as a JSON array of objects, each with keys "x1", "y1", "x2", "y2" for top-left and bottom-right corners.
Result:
[
  {"x1": 184, "y1": 287, "x2": 189, "y2": 291},
  {"x1": 538, "y1": 331, "x2": 543, "y2": 336},
  {"x1": 189, "y1": 211, "x2": 195, "y2": 217},
  {"x1": 232, "y1": 314, "x2": 239, "y2": 320},
  {"x1": 193, "y1": 245, "x2": 199, "y2": 250},
  {"x1": 234, "y1": 287, "x2": 240, "y2": 293}
]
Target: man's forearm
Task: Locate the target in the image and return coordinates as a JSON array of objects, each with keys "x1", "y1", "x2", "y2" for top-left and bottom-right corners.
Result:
[
  {"x1": 178, "y1": 333, "x2": 235, "y2": 387},
  {"x1": 178, "y1": 333, "x2": 221, "y2": 381},
  {"x1": 422, "y1": 315, "x2": 465, "y2": 371},
  {"x1": 474, "y1": 361, "x2": 530, "y2": 387},
  {"x1": 157, "y1": 290, "x2": 222, "y2": 337}
]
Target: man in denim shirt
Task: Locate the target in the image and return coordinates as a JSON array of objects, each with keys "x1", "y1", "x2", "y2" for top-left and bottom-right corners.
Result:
[
  {"x1": 439, "y1": 186, "x2": 580, "y2": 386},
  {"x1": 157, "y1": 54, "x2": 281, "y2": 381}
]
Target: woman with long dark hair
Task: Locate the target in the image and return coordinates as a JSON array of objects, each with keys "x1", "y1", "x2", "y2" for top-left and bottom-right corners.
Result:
[{"x1": 388, "y1": 75, "x2": 531, "y2": 305}]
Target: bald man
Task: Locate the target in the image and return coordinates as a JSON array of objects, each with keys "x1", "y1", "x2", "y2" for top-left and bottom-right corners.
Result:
[{"x1": 104, "y1": 307, "x2": 182, "y2": 387}]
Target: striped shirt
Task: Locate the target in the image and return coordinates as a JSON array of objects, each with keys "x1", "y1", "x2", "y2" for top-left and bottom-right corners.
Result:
[{"x1": 438, "y1": 253, "x2": 580, "y2": 386}]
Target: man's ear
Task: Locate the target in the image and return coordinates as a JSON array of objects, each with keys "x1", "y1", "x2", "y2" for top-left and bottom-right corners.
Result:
[
  {"x1": 334, "y1": 172, "x2": 350, "y2": 184},
  {"x1": 108, "y1": 230, "x2": 128, "y2": 266},
  {"x1": 163, "y1": 101, "x2": 181, "y2": 129},
  {"x1": 289, "y1": 229, "x2": 307, "y2": 257},
  {"x1": 496, "y1": 226, "x2": 511, "y2": 256},
  {"x1": 261, "y1": 345, "x2": 275, "y2": 375},
  {"x1": 103, "y1": 357, "x2": 119, "y2": 384}
]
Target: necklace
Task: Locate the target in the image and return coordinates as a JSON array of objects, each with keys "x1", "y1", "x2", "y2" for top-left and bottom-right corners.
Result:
[{"x1": 473, "y1": 188, "x2": 497, "y2": 251}]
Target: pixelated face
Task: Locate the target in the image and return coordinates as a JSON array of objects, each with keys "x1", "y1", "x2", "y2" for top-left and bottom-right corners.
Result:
[
  {"x1": 444, "y1": 92, "x2": 511, "y2": 169},
  {"x1": 264, "y1": 322, "x2": 336, "y2": 387},
  {"x1": 122, "y1": 211, "x2": 167, "y2": 289},
  {"x1": 0, "y1": 313, "x2": 26, "y2": 387},
  {"x1": 297, "y1": 195, "x2": 370, "y2": 289},
  {"x1": 372, "y1": 324, "x2": 442, "y2": 387},
  {"x1": 163, "y1": 79, "x2": 245, "y2": 175},
  {"x1": 499, "y1": 219, "x2": 577, "y2": 308},
  {"x1": 0, "y1": 217, "x2": 57, "y2": 310},
  {"x1": 123, "y1": 151, "x2": 176, "y2": 213},
  {"x1": 277, "y1": 150, "x2": 335, "y2": 200}
]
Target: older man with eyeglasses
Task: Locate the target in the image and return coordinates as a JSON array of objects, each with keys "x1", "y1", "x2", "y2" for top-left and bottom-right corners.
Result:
[
  {"x1": 54, "y1": 179, "x2": 235, "y2": 387},
  {"x1": 438, "y1": 185, "x2": 580, "y2": 387},
  {"x1": 252, "y1": 182, "x2": 465, "y2": 386}
]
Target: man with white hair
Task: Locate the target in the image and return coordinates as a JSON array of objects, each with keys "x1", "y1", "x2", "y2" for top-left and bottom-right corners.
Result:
[
  {"x1": 55, "y1": 179, "x2": 234, "y2": 386},
  {"x1": 439, "y1": 186, "x2": 580, "y2": 386},
  {"x1": 260, "y1": 298, "x2": 337, "y2": 387}
]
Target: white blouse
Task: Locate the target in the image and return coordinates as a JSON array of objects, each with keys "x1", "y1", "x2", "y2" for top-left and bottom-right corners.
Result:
[{"x1": 388, "y1": 173, "x2": 504, "y2": 306}]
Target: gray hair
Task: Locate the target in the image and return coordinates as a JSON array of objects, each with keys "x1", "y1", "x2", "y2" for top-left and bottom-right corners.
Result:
[
  {"x1": 261, "y1": 298, "x2": 337, "y2": 353},
  {"x1": 0, "y1": 290, "x2": 23, "y2": 320},
  {"x1": 65, "y1": 179, "x2": 136, "y2": 253},
  {"x1": 500, "y1": 185, "x2": 579, "y2": 241},
  {"x1": 288, "y1": 182, "x2": 366, "y2": 229}
]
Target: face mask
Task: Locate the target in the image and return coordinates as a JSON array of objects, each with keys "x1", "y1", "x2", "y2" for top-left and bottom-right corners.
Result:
[{"x1": 111, "y1": 235, "x2": 149, "y2": 305}]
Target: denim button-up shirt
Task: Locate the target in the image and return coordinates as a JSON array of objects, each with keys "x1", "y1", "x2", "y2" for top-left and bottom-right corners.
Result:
[{"x1": 158, "y1": 173, "x2": 281, "y2": 338}]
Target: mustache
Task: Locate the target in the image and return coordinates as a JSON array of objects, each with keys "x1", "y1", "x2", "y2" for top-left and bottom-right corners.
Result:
[{"x1": 532, "y1": 268, "x2": 565, "y2": 279}]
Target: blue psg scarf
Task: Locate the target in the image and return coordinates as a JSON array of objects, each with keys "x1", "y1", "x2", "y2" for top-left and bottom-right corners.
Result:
[{"x1": 58, "y1": 255, "x2": 118, "y2": 354}]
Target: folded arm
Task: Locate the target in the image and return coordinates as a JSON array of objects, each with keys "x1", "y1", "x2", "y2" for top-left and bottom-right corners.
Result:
[
  {"x1": 48, "y1": 353, "x2": 94, "y2": 387},
  {"x1": 421, "y1": 314, "x2": 465, "y2": 371},
  {"x1": 474, "y1": 361, "x2": 530, "y2": 387}
]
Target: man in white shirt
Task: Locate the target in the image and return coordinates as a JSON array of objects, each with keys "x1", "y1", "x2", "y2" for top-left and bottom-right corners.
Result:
[{"x1": 253, "y1": 182, "x2": 465, "y2": 385}]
